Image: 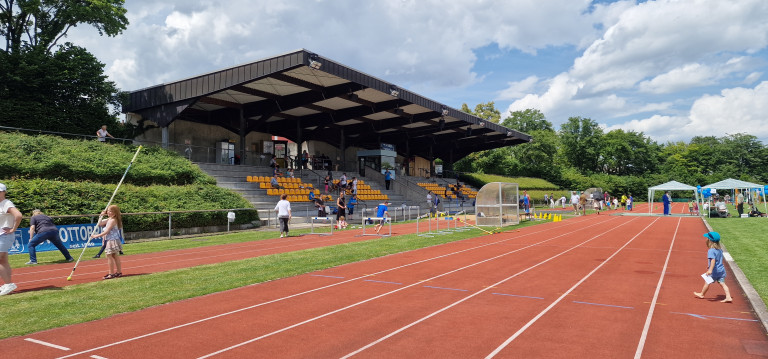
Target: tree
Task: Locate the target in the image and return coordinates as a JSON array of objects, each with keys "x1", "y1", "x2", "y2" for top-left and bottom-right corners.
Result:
[
  {"x1": 1, "y1": 0, "x2": 130, "y2": 135},
  {"x1": 600, "y1": 129, "x2": 660, "y2": 176},
  {"x1": 501, "y1": 109, "x2": 559, "y2": 180},
  {"x1": 1, "y1": 0, "x2": 128, "y2": 53},
  {"x1": 559, "y1": 117, "x2": 603, "y2": 173},
  {"x1": 461, "y1": 101, "x2": 501, "y2": 123}
]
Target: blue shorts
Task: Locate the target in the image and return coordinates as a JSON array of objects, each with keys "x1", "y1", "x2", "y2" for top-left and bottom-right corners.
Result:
[{"x1": 0, "y1": 233, "x2": 14, "y2": 252}]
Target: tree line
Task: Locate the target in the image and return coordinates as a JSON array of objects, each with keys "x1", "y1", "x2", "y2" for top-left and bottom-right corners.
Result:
[{"x1": 455, "y1": 103, "x2": 768, "y2": 199}]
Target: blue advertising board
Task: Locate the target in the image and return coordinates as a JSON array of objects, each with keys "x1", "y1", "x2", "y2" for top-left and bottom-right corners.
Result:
[{"x1": 8, "y1": 223, "x2": 108, "y2": 255}]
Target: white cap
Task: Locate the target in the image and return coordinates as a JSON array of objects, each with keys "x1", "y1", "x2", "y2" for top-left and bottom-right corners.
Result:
[{"x1": 0, "y1": 183, "x2": 6, "y2": 192}]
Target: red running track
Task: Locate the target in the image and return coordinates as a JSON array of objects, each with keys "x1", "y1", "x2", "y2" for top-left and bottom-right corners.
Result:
[
  {"x1": 2, "y1": 208, "x2": 766, "y2": 358},
  {"x1": 10, "y1": 219, "x2": 449, "y2": 293}
]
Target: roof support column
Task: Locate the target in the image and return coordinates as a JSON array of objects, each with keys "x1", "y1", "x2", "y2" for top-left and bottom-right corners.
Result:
[
  {"x1": 339, "y1": 128, "x2": 346, "y2": 171},
  {"x1": 429, "y1": 145, "x2": 435, "y2": 178},
  {"x1": 405, "y1": 140, "x2": 411, "y2": 176},
  {"x1": 161, "y1": 126, "x2": 169, "y2": 149},
  {"x1": 296, "y1": 120, "x2": 303, "y2": 174},
  {"x1": 239, "y1": 108, "x2": 246, "y2": 164}
]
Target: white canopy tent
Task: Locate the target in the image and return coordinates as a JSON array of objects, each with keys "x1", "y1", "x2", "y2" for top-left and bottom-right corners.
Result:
[
  {"x1": 703, "y1": 178, "x2": 767, "y2": 216},
  {"x1": 647, "y1": 181, "x2": 700, "y2": 215}
]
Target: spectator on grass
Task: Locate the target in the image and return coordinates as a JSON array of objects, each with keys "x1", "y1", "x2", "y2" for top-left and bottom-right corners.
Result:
[
  {"x1": 274, "y1": 194, "x2": 291, "y2": 238},
  {"x1": 96, "y1": 125, "x2": 114, "y2": 142},
  {"x1": 579, "y1": 192, "x2": 587, "y2": 215},
  {"x1": 736, "y1": 190, "x2": 745, "y2": 217},
  {"x1": 26, "y1": 210, "x2": 74, "y2": 265},
  {"x1": 0, "y1": 183, "x2": 22, "y2": 296},
  {"x1": 90, "y1": 205, "x2": 124, "y2": 280}
]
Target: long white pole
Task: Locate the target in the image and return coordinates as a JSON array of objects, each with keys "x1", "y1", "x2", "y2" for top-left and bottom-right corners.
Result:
[{"x1": 66, "y1": 146, "x2": 142, "y2": 281}]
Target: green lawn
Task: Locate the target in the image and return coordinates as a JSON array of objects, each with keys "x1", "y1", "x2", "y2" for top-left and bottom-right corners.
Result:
[
  {"x1": 706, "y1": 217, "x2": 768, "y2": 305},
  {"x1": 0, "y1": 221, "x2": 538, "y2": 339}
]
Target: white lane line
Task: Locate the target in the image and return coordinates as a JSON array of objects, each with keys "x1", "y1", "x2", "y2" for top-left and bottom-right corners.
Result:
[
  {"x1": 24, "y1": 338, "x2": 70, "y2": 351},
  {"x1": 196, "y1": 217, "x2": 620, "y2": 359},
  {"x1": 484, "y1": 217, "x2": 661, "y2": 358},
  {"x1": 56, "y1": 215, "x2": 602, "y2": 359},
  {"x1": 90, "y1": 355, "x2": 109, "y2": 359},
  {"x1": 342, "y1": 217, "x2": 642, "y2": 358},
  {"x1": 634, "y1": 217, "x2": 681, "y2": 359}
]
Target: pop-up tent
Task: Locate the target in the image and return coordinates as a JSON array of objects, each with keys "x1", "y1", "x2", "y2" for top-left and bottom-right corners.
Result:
[
  {"x1": 647, "y1": 181, "x2": 700, "y2": 214},
  {"x1": 703, "y1": 178, "x2": 767, "y2": 216}
]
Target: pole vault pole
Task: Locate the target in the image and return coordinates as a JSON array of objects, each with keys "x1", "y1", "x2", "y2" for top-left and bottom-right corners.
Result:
[{"x1": 67, "y1": 146, "x2": 142, "y2": 281}]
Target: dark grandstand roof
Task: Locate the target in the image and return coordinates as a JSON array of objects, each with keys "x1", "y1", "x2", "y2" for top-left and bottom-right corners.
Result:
[{"x1": 122, "y1": 49, "x2": 531, "y2": 161}]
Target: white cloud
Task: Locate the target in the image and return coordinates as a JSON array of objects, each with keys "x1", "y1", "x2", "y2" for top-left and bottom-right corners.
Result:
[
  {"x1": 607, "y1": 81, "x2": 768, "y2": 143},
  {"x1": 497, "y1": 76, "x2": 539, "y2": 101}
]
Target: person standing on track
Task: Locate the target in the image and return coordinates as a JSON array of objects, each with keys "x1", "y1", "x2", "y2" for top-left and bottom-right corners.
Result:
[
  {"x1": 274, "y1": 194, "x2": 292, "y2": 238},
  {"x1": 694, "y1": 232, "x2": 733, "y2": 303},
  {"x1": 336, "y1": 192, "x2": 347, "y2": 226},
  {"x1": 579, "y1": 192, "x2": 587, "y2": 215},
  {"x1": 662, "y1": 191, "x2": 671, "y2": 215},
  {"x1": 90, "y1": 205, "x2": 124, "y2": 280},
  {"x1": 26, "y1": 209, "x2": 74, "y2": 265},
  {"x1": 0, "y1": 183, "x2": 22, "y2": 296}
]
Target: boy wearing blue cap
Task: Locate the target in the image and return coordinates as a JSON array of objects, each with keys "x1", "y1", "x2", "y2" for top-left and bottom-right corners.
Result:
[{"x1": 694, "y1": 231, "x2": 733, "y2": 303}]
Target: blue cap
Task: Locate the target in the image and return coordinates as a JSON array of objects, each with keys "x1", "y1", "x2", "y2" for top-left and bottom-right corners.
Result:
[{"x1": 704, "y1": 231, "x2": 720, "y2": 242}]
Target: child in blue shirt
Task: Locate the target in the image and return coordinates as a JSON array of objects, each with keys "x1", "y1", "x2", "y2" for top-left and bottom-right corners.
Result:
[{"x1": 694, "y1": 231, "x2": 733, "y2": 303}]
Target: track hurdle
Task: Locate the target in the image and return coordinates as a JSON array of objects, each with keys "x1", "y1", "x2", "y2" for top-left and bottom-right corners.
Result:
[
  {"x1": 310, "y1": 217, "x2": 335, "y2": 235},
  {"x1": 416, "y1": 207, "x2": 433, "y2": 237},
  {"x1": 362, "y1": 216, "x2": 391, "y2": 237}
]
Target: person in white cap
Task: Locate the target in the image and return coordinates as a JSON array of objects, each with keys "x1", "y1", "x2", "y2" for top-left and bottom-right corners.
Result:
[{"x1": 0, "y1": 183, "x2": 22, "y2": 296}]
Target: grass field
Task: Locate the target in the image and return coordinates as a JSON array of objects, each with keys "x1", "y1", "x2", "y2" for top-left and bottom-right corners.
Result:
[
  {"x1": 706, "y1": 217, "x2": 768, "y2": 305},
  {"x1": 0, "y1": 221, "x2": 539, "y2": 339}
]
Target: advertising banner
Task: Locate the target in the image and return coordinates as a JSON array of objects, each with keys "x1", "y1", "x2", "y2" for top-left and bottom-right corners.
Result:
[{"x1": 9, "y1": 223, "x2": 107, "y2": 255}]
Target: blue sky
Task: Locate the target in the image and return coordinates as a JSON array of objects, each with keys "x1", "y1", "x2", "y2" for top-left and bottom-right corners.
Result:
[{"x1": 68, "y1": 0, "x2": 768, "y2": 144}]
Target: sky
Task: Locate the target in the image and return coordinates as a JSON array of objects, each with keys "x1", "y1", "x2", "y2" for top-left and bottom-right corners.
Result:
[{"x1": 66, "y1": 0, "x2": 768, "y2": 145}]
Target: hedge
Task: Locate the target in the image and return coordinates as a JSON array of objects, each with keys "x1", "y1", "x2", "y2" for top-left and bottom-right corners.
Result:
[
  {"x1": 1, "y1": 179, "x2": 258, "y2": 232},
  {"x1": 0, "y1": 132, "x2": 215, "y2": 186}
]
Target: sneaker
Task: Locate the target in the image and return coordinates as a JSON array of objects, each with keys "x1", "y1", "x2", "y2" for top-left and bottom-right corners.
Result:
[
  {"x1": 25, "y1": 261, "x2": 37, "y2": 265},
  {"x1": 92, "y1": 255, "x2": 100, "y2": 258},
  {"x1": 66, "y1": 258, "x2": 74, "y2": 262},
  {"x1": 0, "y1": 283, "x2": 17, "y2": 296}
]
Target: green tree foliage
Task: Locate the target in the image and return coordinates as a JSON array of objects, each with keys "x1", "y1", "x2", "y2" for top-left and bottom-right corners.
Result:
[
  {"x1": 460, "y1": 101, "x2": 501, "y2": 123},
  {"x1": 1, "y1": 0, "x2": 128, "y2": 53},
  {"x1": 0, "y1": 0, "x2": 130, "y2": 135},
  {"x1": 600, "y1": 129, "x2": 661, "y2": 176},
  {"x1": 559, "y1": 116, "x2": 604, "y2": 174},
  {"x1": 501, "y1": 109, "x2": 559, "y2": 180}
]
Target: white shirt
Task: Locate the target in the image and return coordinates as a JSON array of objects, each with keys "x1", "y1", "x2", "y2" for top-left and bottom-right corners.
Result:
[
  {"x1": 570, "y1": 194, "x2": 579, "y2": 204},
  {"x1": 97, "y1": 128, "x2": 109, "y2": 141},
  {"x1": 274, "y1": 199, "x2": 291, "y2": 217},
  {"x1": 0, "y1": 199, "x2": 17, "y2": 229}
]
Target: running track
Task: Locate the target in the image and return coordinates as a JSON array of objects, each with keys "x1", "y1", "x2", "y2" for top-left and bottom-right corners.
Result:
[{"x1": 3, "y1": 203, "x2": 767, "y2": 358}]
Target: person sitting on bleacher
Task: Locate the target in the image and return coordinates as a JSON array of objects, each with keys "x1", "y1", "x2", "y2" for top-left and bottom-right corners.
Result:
[{"x1": 270, "y1": 175, "x2": 282, "y2": 189}]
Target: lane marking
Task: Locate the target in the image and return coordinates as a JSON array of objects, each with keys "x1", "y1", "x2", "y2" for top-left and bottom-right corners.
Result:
[
  {"x1": 342, "y1": 217, "x2": 641, "y2": 359},
  {"x1": 310, "y1": 274, "x2": 346, "y2": 279},
  {"x1": 24, "y1": 338, "x2": 70, "y2": 351},
  {"x1": 572, "y1": 301, "x2": 633, "y2": 309},
  {"x1": 486, "y1": 218, "x2": 660, "y2": 359},
  {"x1": 634, "y1": 217, "x2": 681, "y2": 359},
  {"x1": 91, "y1": 356, "x2": 109, "y2": 359},
  {"x1": 57, "y1": 215, "x2": 605, "y2": 359},
  {"x1": 363, "y1": 280, "x2": 402, "y2": 285},
  {"x1": 671, "y1": 312, "x2": 759, "y2": 322},
  {"x1": 198, "y1": 217, "x2": 621, "y2": 359},
  {"x1": 423, "y1": 286, "x2": 469, "y2": 292},
  {"x1": 492, "y1": 293, "x2": 544, "y2": 300}
]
